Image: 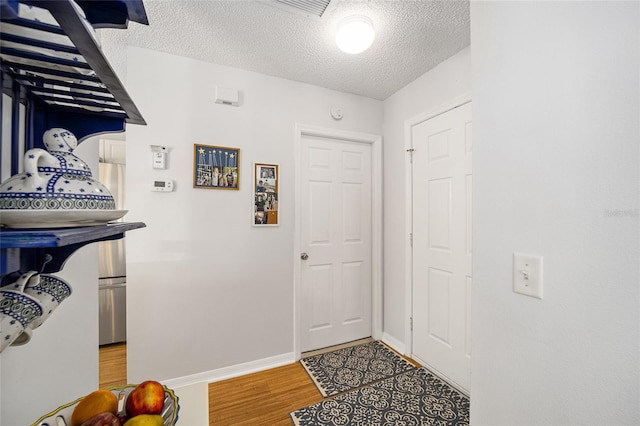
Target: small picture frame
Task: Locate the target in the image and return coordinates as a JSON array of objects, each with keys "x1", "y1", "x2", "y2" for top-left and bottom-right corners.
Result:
[
  {"x1": 193, "y1": 144, "x2": 240, "y2": 190},
  {"x1": 253, "y1": 163, "x2": 279, "y2": 226}
]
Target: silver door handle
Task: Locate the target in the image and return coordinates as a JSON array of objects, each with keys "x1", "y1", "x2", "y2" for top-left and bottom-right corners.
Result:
[{"x1": 301, "y1": 252, "x2": 309, "y2": 260}]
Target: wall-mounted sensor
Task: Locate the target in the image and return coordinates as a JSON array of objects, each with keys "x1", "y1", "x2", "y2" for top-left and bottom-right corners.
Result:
[
  {"x1": 152, "y1": 152, "x2": 166, "y2": 169},
  {"x1": 150, "y1": 145, "x2": 168, "y2": 169},
  {"x1": 214, "y1": 86, "x2": 239, "y2": 106},
  {"x1": 331, "y1": 106, "x2": 344, "y2": 120}
]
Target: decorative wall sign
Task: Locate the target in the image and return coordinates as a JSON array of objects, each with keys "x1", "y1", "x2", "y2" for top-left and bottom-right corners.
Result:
[
  {"x1": 253, "y1": 163, "x2": 279, "y2": 226},
  {"x1": 193, "y1": 144, "x2": 240, "y2": 190}
]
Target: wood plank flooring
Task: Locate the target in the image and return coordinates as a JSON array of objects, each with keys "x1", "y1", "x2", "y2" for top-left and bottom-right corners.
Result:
[
  {"x1": 99, "y1": 343, "x2": 127, "y2": 388},
  {"x1": 99, "y1": 340, "x2": 419, "y2": 425},
  {"x1": 209, "y1": 362, "x2": 323, "y2": 425},
  {"x1": 99, "y1": 344, "x2": 322, "y2": 425}
]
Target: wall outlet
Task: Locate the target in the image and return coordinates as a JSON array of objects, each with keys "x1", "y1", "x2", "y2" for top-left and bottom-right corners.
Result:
[{"x1": 513, "y1": 253, "x2": 543, "y2": 299}]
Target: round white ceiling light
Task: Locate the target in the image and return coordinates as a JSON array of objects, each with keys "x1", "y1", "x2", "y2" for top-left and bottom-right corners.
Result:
[{"x1": 335, "y1": 15, "x2": 375, "y2": 54}]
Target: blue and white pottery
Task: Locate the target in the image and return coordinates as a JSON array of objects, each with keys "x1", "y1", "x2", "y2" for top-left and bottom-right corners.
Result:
[
  {"x1": 0, "y1": 289, "x2": 43, "y2": 352},
  {"x1": 24, "y1": 273, "x2": 72, "y2": 329},
  {"x1": 0, "y1": 128, "x2": 115, "y2": 211},
  {"x1": 2, "y1": 270, "x2": 39, "y2": 292}
]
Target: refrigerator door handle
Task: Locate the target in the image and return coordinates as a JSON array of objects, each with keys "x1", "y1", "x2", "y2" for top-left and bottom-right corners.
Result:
[{"x1": 99, "y1": 282, "x2": 127, "y2": 290}]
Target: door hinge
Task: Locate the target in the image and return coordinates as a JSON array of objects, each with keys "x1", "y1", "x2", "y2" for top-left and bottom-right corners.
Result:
[
  {"x1": 410, "y1": 317, "x2": 413, "y2": 331},
  {"x1": 409, "y1": 233, "x2": 413, "y2": 247},
  {"x1": 406, "y1": 148, "x2": 415, "y2": 163}
]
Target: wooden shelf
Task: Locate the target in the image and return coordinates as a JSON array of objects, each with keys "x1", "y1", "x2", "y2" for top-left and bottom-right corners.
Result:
[
  {"x1": 0, "y1": 222, "x2": 145, "y2": 248},
  {"x1": 0, "y1": 2, "x2": 148, "y2": 276},
  {"x1": 0, "y1": 222, "x2": 145, "y2": 274},
  {"x1": 1, "y1": 0, "x2": 147, "y2": 126},
  {"x1": 0, "y1": 1, "x2": 147, "y2": 355}
]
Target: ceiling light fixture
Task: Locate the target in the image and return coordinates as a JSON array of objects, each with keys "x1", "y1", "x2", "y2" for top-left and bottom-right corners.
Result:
[{"x1": 335, "y1": 15, "x2": 375, "y2": 54}]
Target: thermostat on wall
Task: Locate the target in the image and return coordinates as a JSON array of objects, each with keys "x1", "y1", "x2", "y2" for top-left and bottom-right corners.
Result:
[{"x1": 152, "y1": 179, "x2": 173, "y2": 192}]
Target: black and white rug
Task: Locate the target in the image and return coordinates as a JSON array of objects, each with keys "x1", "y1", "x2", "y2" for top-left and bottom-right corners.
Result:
[
  {"x1": 290, "y1": 367, "x2": 470, "y2": 426},
  {"x1": 301, "y1": 341, "x2": 416, "y2": 397}
]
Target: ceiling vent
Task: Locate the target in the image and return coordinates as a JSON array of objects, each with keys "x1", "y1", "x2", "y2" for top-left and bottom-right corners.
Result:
[{"x1": 262, "y1": 0, "x2": 334, "y2": 20}]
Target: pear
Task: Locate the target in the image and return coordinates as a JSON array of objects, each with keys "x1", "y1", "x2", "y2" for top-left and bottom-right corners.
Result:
[{"x1": 123, "y1": 414, "x2": 163, "y2": 426}]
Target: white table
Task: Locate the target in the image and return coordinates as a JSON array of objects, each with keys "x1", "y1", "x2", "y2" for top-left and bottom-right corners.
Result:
[{"x1": 172, "y1": 382, "x2": 209, "y2": 425}]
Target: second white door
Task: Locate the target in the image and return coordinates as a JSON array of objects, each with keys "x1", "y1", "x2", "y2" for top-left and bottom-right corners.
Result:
[
  {"x1": 300, "y1": 134, "x2": 372, "y2": 353},
  {"x1": 411, "y1": 102, "x2": 472, "y2": 393}
]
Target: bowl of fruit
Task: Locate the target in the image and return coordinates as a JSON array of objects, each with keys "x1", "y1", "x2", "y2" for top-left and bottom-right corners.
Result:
[{"x1": 32, "y1": 380, "x2": 179, "y2": 426}]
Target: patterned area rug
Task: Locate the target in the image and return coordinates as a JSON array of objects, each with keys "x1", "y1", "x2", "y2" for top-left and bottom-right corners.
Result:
[
  {"x1": 301, "y1": 341, "x2": 416, "y2": 397},
  {"x1": 290, "y1": 367, "x2": 470, "y2": 426}
]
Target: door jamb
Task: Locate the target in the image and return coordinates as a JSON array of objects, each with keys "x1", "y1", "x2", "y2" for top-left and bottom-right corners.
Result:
[
  {"x1": 293, "y1": 123, "x2": 383, "y2": 360},
  {"x1": 404, "y1": 93, "x2": 472, "y2": 357}
]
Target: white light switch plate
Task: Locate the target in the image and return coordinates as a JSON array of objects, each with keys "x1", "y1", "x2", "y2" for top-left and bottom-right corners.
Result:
[{"x1": 513, "y1": 253, "x2": 543, "y2": 299}]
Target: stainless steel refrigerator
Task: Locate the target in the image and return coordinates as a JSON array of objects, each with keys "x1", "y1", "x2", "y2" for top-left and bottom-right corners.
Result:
[{"x1": 98, "y1": 162, "x2": 127, "y2": 345}]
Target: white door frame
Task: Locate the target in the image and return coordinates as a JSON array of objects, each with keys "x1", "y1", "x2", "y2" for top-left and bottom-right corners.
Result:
[
  {"x1": 404, "y1": 93, "x2": 472, "y2": 356},
  {"x1": 294, "y1": 123, "x2": 383, "y2": 360}
]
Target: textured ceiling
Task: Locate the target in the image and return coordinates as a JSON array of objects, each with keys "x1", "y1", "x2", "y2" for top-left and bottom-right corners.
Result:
[{"x1": 100, "y1": 0, "x2": 470, "y2": 100}]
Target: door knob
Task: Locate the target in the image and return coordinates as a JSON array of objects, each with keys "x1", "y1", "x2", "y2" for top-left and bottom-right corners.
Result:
[{"x1": 300, "y1": 252, "x2": 309, "y2": 260}]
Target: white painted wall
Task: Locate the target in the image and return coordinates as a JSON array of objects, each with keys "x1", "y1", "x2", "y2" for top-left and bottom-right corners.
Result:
[
  {"x1": 5, "y1": 3, "x2": 634, "y2": 423},
  {"x1": 382, "y1": 47, "x2": 472, "y2": 349},
  {"x1": 122, "y1": 47, "x2": 383, "y2": 382},
  {"x1": 0, "y1": 140, "x2": 100, "y2": 425},
  {"x1": 471, "y1": 2, "x2": 639, "y2": 424}
]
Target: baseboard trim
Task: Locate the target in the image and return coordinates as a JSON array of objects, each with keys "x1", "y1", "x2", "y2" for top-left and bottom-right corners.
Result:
[
  {"x1": 162, "y1": 352, "x2": 296, "y2": 389},
  {"x1": 381, "y1": 332, "x2": 406, "y2": 356}
]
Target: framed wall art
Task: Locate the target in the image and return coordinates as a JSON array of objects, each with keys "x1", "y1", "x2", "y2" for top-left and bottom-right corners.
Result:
[
  {"x1": 193, "y1": 144, "x2": 240, "y2": 190},
  {"x1": 253, "y1": 163, "x2": 279, "y2": 226}
]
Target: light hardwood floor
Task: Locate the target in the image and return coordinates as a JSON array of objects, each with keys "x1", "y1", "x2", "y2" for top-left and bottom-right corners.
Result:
[
  {"x1": 99, "y1": 340, "x2": 418, "y2": 425},
  {"x1": 99, "y1": 343, "x2": 127, "y2": 388},
  {"x1": 209, "y1": 362, "x2": 324, "y2": 425},
  {"x1": 99, "y1": 344, "x2": 321, "y2": 425}
]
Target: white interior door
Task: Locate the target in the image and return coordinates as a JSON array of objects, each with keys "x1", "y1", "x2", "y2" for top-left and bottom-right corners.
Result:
[
  {"x1": 300, "y1": 134, "x2": 372, "y2": 353},
  {"x1": 411, "y1": 102, "x2": 472, "y2": 392}
]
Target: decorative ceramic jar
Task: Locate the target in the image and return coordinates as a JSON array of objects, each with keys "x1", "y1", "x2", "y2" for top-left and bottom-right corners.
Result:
[{"x1": 0, "y1": 128, "x2": 115, "y2": 211}]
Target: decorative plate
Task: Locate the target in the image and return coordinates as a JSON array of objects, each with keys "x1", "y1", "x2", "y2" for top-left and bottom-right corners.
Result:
[
  {"x1": 31, "y1": 384, "x2": 179, "y2": 426},
  {"x1": 0, "y1": 209, "x2": 127, "y2": 228}
]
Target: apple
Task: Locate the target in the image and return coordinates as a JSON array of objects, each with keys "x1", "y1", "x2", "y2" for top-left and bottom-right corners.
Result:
[{"x1": 125, "y1": 380, "x2": 165, "y2": 417}]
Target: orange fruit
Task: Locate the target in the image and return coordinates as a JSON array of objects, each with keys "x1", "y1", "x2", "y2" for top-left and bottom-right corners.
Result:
[{"x1": 70, "y1": 389, "x2": 118, "y2": 426}]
